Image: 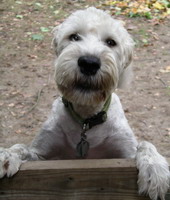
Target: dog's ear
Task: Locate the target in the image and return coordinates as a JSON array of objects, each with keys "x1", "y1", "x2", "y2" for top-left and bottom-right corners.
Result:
[
  {"x1": 118, "y1": 63, "x2": 133, "y2": 88},
  {"x1": 52, "y1": 25, "x2": 61, "y2": 56},
  {"x1": 124, "y1": 50, "x2": 133, "y2": 69},
  {"x1": 118, "y1": 36, "x2": 134, "y2": 88},
  {"x1": 123, "y1": 33, "x2": 134, "y2": 69},
  {"x1": 52, "y1": 37, "x2": 58, "y2": 55}
]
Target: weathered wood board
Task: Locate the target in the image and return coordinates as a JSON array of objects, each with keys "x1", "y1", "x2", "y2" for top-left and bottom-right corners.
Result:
[{"x1": 0, "y1": 159, "x2": 169, "y2": 200}]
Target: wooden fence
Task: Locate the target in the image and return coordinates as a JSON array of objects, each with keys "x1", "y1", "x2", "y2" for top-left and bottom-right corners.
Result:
[{"x1": 0, "y1": 159, "x2": 169, "y2": 200}]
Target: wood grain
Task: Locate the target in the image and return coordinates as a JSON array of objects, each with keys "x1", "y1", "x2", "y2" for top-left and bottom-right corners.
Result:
[{"x1": 0, "y1": 159, "x2": 169, "y2": 200}]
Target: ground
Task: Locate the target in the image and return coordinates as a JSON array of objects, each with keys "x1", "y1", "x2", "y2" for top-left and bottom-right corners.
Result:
[{"x1": 0, "y1": 0, "x2": 170, "y2": 157}]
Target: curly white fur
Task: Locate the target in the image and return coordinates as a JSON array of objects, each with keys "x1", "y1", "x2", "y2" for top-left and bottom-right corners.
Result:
[
  {"x1": 53, "y1": 7, "x2": 134, "y2": 105},
  {"x1": 136, "y1": 141, "x2": 170, "y2": 200},
  {"x1": 0, "y1": 7, "x2": 169, "y2": 200}
]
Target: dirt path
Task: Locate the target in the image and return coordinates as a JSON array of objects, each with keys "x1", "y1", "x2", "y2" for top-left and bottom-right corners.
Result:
[{"x1": 0, "y1": 1, "x2": 169, "y2": 156}]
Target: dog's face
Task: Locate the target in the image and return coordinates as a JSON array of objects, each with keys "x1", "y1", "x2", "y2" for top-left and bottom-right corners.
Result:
[{"x1": 53, "y1": 7, "x2": 134, "y2": 105}]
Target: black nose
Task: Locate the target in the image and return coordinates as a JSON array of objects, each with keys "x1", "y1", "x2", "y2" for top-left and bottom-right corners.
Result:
[{"x1": 78, "y1": 56, "x2": 101, "y2": 76}]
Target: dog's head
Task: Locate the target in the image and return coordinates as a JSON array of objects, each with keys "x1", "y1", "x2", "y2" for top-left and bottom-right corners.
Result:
[{"x1": 53, "y1": 7, "x2": 134, "y2": 105}]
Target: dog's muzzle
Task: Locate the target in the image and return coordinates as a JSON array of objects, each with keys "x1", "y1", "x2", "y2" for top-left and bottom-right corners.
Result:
[{"x1": 78, "y1": 55, "x2": 101, "y2": 76}]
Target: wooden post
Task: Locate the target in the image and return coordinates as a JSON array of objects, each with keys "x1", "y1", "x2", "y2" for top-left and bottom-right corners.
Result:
[{"x1": 0, "y1": 159, "x2": 169, "y2": 200}]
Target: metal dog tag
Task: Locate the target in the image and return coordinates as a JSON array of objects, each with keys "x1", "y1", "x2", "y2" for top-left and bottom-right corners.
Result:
[
  {"x1": 76, "y1": 123, "x2": 90, "y2": 158},
  {"x1": 76, "y1": 138, "x2": 89, "y2": 158}
]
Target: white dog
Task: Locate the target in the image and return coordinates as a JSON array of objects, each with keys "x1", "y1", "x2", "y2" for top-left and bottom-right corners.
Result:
[{"x1": 0, "y1": 7, "x2": 169, "y2": 200}]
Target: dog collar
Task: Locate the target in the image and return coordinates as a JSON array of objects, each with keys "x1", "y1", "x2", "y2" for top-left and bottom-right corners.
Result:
[{"x1": 62, "y1": 95, "x2": 111, "y2": 158}]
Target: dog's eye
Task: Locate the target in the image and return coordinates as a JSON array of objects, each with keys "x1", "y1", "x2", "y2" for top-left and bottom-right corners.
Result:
[
  {"x1": 106, "y1": 39, "x2": 117, "y2": 47},
  {"x1": 69, "y1": 34, "x2": 81, "y2": 41}
]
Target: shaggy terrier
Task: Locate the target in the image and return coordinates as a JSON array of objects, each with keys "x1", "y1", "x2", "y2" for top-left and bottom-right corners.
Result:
[{"x1": 0, "y1": 7, "x2": 169, "y2": 200}]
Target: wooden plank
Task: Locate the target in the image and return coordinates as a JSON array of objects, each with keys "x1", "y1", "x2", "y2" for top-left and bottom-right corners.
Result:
[{"x1": 0, "y1": 159, "x2": 169, "y2": 200}]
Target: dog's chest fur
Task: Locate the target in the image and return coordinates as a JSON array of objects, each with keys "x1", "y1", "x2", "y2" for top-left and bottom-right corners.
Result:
[{"x1": 42, "y1": 93, "x2": 137, "y2": 159}]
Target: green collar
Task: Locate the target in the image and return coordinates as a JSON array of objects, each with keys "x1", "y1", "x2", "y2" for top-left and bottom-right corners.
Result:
[
  {"x1": 62, "y1": 95, "x2": 111, "y2": 130},
  {"x1": 62, "y1": 96, "x2": 111, "y2": 158}
]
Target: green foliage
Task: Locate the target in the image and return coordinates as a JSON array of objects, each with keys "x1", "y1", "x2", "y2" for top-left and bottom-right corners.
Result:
[
  {"x1": 34, "y1": 2, "x2": 43, "y2": 7},
  {"x1": 40, "y1": 27, "x2": 50, "y2": 33},
  {"x1": 15, "y1": 1, "x2": 22, "y2": 4},
  {"x1": 31, "y1": 34, "x2": 44, "y2": 41},
  {"x1": 144, "y1": 12, "x2": 153, "y2": 19},
  {"x1": 16, "y1": 14, "x2": 23, "y2": 19}
]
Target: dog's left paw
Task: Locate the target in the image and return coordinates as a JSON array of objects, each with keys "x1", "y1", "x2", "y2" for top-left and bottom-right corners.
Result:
[
  {"x1": 136, "y1": 141, "x2": 170, "y2": 200},
  {"x1": 0, "y1": 148, "x2": 22, "y2": 178}
]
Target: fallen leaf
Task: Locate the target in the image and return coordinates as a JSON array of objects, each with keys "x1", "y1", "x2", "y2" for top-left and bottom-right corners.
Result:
[
  {"x1": 152, "y1": 32, "x2": 159, "y2": 40},
  {"x1": 142, "y1": 38, "x2": 148, "y2": 44},
  {"x1": 126, "y1": 24, "x2": 137, "y2": 30},
  {"x1": 154, "y1": 93, "x2": 160, "y2": 97},
  {"x1": 15, "y1": 1, "x2": 22, "y2": 4},
  {"x1": 35, "y1": 2, "x2": 43, "y2": 7},
  {"x1": 153, "y1": 2, "x2": 164, "y2": 10},
  {"x1": 31, "y1": 34, "x2": 44, "y2": 41},
  {"x1": 54, "y1": 10, "x2": 60, "y2": 15},
  {"x1": 11, "y1": 111, "x2": 16, "y2": 116},
  {"x1": 27, "y1": 54, "x2": 38, "y2": 59},
  {"x1": 16, "y1": 15, "x2": 23, "y2": 19},
  {"x1": 159, "y1": 66, "x2": 170, "y2": 73},
  {"x1": 8, "y1": 103, "x2": 15, "y2": 107},
  {"x1": 166, "y1": 128, "x2": 170, "y2": 137},
  {"x1": 15, "y1": 130, "x2": 22, "y2": 134},
  {"x1": 40, "y1": 27, "x2": 50, "y2": 33},
  {"x1": 101, "y1": 0, "x2": 170, "y2": 19}
]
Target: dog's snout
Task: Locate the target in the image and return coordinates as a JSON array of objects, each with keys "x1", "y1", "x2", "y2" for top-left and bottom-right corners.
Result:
[{"x1": 78, "y1": 56, "x2": 101, "y2": 76}]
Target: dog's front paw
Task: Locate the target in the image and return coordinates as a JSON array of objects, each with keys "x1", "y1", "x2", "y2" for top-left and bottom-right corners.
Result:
[
  {"x1": 136, "y1": 141, "x2": 170, "y2": 200},
  {"x1": 0, "y1": 148, "x2": 22, "y2": 178}
]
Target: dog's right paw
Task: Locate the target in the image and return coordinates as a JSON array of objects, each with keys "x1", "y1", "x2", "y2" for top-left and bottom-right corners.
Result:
[
  {"x1": 136, "y1": 141, "x2": 170, "y2": 200},
  {"x1": 0, "y1": 148, "x2": 22, "y2": 178}
]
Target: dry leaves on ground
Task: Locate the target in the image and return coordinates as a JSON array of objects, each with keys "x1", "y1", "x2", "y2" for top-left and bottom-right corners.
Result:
[{"x1": 100, "y1": 0, "x2": 170, "y2": 19}]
